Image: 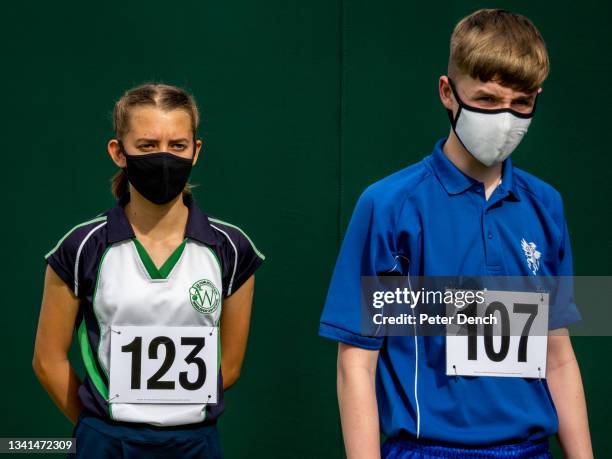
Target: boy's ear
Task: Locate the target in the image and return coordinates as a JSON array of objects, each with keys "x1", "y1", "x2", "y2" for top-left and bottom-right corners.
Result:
[{"x1": 439, "y1": 75, "x2": 455, "y2": 111}]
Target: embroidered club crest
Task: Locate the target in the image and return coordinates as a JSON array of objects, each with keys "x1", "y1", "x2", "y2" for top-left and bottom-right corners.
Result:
[
  {"x1": 521, "y1": 238, "x2": 541, "y2": 275},
  {"x1": 189, "y1": 279, "x2": 221, "y2": 314}
]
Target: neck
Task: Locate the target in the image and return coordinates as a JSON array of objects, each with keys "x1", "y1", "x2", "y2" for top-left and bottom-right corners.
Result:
[
  {"x1": 443, "y1": 129, "x2": 502, "y2": 198},
  {"x1": 124, "y1": 189, "x2": 189, "y2": 241}
]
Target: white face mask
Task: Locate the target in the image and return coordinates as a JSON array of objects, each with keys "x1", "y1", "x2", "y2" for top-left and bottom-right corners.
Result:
[{"x1": 448, "y1": 79, "x2": 537, "y2": 167}]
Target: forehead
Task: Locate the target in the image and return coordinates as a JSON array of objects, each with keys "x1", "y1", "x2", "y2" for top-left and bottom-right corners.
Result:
[
  {"x1": 459, "y1": 75, "x2": 537, "y2": 98},
  {"x1": 126, "y1": 106, "x2": 192, "y2": 137}
]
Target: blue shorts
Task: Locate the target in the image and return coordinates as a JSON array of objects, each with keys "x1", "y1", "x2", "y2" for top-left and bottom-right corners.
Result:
[
  {"x1": 382, "y1": 436, "x2": 551, "y2": 459},
  {"x1": 67, "y1": 411, "x2": 222, "y2": 459}
]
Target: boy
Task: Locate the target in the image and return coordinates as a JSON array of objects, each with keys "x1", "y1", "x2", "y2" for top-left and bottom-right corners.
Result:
[{"x1": 319, "y1": 9, "x2": 592, "y2": 458}]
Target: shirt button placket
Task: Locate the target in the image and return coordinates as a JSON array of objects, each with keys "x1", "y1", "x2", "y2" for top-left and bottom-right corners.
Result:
[{"x1": 483, "y1": 207, "x2": 502, "y2": 271}]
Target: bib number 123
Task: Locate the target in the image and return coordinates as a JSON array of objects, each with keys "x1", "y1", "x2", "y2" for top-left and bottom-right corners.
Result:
[{"x1": 109, "y1": 326, "x2": 218, "y2": 404}]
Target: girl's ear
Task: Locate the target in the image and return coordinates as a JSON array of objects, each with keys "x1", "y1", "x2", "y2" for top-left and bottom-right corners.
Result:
[
  {"x1": 108, "y1": 139, "x2": 126, "y2": 168},
  {"x1": 192, "y1": 139, "x2": 203, "y2": 166}
]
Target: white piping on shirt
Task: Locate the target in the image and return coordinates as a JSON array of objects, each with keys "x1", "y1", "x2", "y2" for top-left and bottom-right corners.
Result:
[
  {"x1": 379, "y1": 254, "x2": 420, "y2": 438},
  {"x1": 210, "y1": 224, "x2": 238, "y2": 295},
  {"x1": 406, "y1": 267, "x2": 421, "y2": 438},
  {"x1": 45, "y1": 215, "x2": 107, "y2": 260},
  {"x1": 74, "y1": 221, "x2": 107, "y2": 297},
  {"x1": 208, "y1": 217, "x2": 265, "y2": 260}
]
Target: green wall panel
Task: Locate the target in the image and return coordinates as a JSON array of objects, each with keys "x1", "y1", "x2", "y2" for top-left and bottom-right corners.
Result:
[
  {"x1": 339, "y1": 1, "x2": 611, "y2": 457},
  {"x1": 1, "y1": 0, "x2": 609, "y2": 457}
]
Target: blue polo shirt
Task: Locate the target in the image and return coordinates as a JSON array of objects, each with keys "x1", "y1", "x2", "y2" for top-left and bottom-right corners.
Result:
[{"x1": 319, "y1": 138, "x2": 580, "y2": 446}]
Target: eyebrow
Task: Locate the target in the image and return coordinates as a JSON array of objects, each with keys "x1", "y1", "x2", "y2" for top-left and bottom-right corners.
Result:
[
  {"x1": 472, "y1": 90, "x2": 536, "y2": 102},
  {"x1": 512, "y1": 95, "x2": 536, "y2": 102},
  {"x1": 135, "y1": 138, "x2": 191, "y2": 143},
  {"x1": 472, "y1": 90, "x2": 502, "y2": 99}
]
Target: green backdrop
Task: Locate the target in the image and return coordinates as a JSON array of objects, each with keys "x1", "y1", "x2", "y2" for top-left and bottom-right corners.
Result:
[{"x1": 3, "y1": 0, "x2": 610, "y2": 457}]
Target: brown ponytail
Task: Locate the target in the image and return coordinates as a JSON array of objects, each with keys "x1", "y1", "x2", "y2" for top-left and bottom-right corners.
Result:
[
  {"x1": 110, "y1": 83, "x2": 200, "y2": 199},
  {"x1": 110, "y1": 169, "x2": 130, "y2": 200}
]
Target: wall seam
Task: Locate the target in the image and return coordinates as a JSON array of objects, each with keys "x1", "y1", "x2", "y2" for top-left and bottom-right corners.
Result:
[
  {"x1": 337, "y1": 0, "x2": 346, "y2": 457},
  {"x1": 337, "y1": 0, "x2": 345, "y2": 247}
]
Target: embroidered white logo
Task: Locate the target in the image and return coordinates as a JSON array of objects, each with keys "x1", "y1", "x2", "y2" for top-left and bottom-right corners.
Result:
[{"x1": 521, "y1": 238, "x2": 541, "y2": 275}]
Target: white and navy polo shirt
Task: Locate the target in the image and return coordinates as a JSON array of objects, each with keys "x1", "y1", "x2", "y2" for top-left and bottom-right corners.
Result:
[{"x1": 44, "y1": 192, "x2": 264, "y2": 427}]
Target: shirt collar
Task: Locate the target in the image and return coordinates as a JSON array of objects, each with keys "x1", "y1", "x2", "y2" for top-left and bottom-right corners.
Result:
[
  {"x1": 429, "y1": 137, "x2": 520, "y2": 200},
  {"x1": 498, "y1": 154, "x2": 520, "y2": 201},
  {"x1": 106, "y1": 192, "x2": 218, "y2": 245}
]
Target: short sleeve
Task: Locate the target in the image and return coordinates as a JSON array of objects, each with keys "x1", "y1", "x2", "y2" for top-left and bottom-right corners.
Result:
[
  {"x1": 45, "y1": 241, "x2": 77, "y2": 296},
  {"x1": 44, "y1": 216, "x2": 108, "y2": 299},
  {"x1": 548, "y1": 196, "x2": 581, "y2": 329},
  {"x1": 214, "y1": 222, "x2": 265, "y2": 297},
  {"x1": 318, "y1": 190, "x2": 398, "y2": 349},
  {"x1": 45, "y1": 225, "x2": 88, "y2": 297}
]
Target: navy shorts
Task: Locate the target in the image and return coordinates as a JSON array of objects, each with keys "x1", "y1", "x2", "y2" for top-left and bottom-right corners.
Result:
[
  {"x1": 382, "y1": 436, "x2": 551, "y2": 459},
  {"x1": 67, "y1": 411, "x2": 222, "y2": 459}
]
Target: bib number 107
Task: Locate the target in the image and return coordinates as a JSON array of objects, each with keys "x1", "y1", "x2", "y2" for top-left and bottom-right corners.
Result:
[
  {"x1": 464, "y1": 301, "x2": 538, "y2": 363},
  {"x1": 109, "y1": 326, "x2": 218, "y2": 404},
  {"x1": 446, "y1": 290, "x2": 549, "y2": 379}
]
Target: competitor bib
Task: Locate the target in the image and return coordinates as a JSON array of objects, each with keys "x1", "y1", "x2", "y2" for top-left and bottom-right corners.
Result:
[
  {"x1": 446, "y1": 290, "x2": 548, "y2": 379},
  {"x1": 109, "y1": 326, "x2": 218, "y2": 404}
]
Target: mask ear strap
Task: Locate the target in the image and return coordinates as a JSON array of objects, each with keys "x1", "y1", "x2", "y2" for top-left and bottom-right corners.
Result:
[
  {"x1": 117, "y1": 140, "x2": 129, "y2": 173},
  {"x1": 447, "y1": 78, "x2": 466, "y2": 106},
  {"x1": 117, "y1": 140, "x2": 127, "y2": 155},
  {"x1": 446, "y1": 78, "x2": 462, "y2": 128},
  {"x1": 446, "y1": 108, "x2": 456, "y2": 128},
  {"x1": 527, "y1": 91, "x2": 541, "y2": 118},
  {"x1": 447, "y1": 106, "x2": 462, "y2": 129}
]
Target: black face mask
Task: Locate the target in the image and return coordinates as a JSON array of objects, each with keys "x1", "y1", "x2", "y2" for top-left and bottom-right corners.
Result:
[{"x1": 119, "y1": 141, "x2": 194, "y2": 205}]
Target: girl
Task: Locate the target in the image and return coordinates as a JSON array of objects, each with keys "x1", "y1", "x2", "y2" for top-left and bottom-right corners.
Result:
[{"x1": 33, "y1": 83, "x2": 264, "y2": 458}]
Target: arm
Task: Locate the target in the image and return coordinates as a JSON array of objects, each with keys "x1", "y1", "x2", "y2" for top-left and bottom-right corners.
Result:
[
  {"x1": 337, "y1": 343, "x2": 381, "y2": 459},
  {"x1": 220, "y1": 274, "x2": 255, "y2": 390},
  {"x1": 547, "y1": 329, "x2": 593, "y2": 458},
  {"x1": 32, "y1": 266, "x2": 83, "y2": 424}
]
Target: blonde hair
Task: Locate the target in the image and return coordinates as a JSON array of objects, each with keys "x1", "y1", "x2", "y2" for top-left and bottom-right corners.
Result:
[
  {"x1": 110, "y1": 83, "x2": 200, "y2": 199},
  {"x1": 448, "y1": 9, "x2": 549, "y2": 93}
]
